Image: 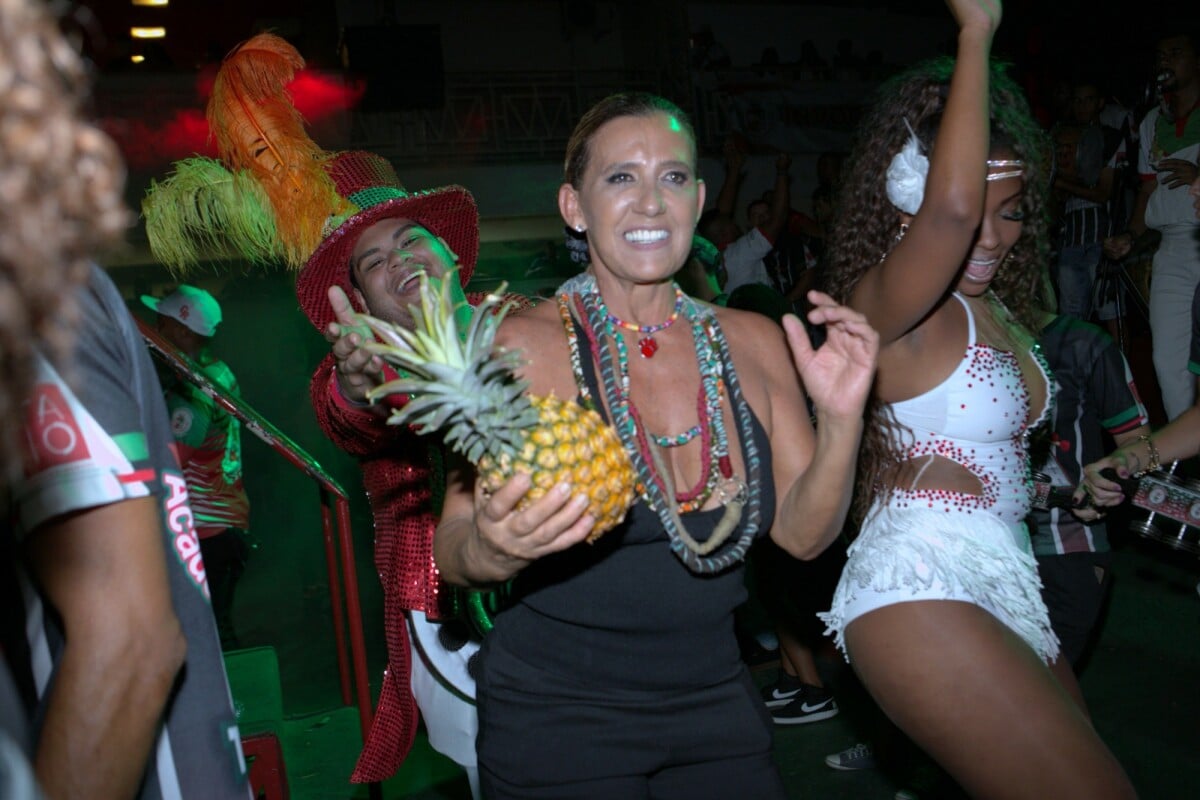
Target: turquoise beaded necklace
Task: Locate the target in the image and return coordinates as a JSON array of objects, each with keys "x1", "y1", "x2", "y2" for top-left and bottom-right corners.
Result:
[{"x1": 567, "y1": 290, "x2": 720, "y2": 508}]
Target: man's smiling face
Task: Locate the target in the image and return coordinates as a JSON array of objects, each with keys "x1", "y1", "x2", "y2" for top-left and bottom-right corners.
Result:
[{"x1": 349, "y1": 217, "x2": 458, "y2": 328}]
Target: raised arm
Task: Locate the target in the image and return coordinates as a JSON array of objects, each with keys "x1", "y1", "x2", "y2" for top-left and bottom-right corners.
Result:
[
  {"x1": 323, "y1": 284, "x2": 390, "y2": 408},
  {"x1": 760, "y1": 153, "x2": 793, "y2": 244},
  {"x1": 309, "y1": 350, "x2": 412, "y2": 457},
  {"x1": 311, "y1": 284, "x2": 424, "y2": 456},
  {"x1": 849, "y1": 0, "x2": 1001, "y2": 344},
  {"x1": 715, "y1": 138, "x2": 747, "y2": 218},
  {"x1": 768, "y1": 293, "x2": 879, "y2": 558}
]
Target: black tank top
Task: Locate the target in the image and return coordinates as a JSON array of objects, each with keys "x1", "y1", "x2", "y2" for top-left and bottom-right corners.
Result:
[{"x1": 484, "y1": 318, "x2": 776, "y2": 692}]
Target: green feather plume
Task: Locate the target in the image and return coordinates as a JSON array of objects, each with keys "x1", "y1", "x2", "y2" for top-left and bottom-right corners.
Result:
[{"x1": 142, "y1": 157, "x2": 281, "y2": 273}]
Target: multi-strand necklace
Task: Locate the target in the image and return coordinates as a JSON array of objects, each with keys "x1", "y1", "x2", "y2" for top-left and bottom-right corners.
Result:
[
  {"x1": 557, "y1": 273, "x2": 763, "y2": 574},
  {"x1": 563, "y1": 291, "x2": 724, "y2": 503},
  {"x1": 603, "y1": 286, "x2": 684, "y2": 358}
]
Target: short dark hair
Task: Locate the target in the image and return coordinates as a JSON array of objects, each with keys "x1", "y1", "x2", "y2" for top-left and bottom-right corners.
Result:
[
  {"x1": 1070, "y1": 74, "x2": 1107, "y2": 98},
  {"x1": 1157, "y1": 29, "x2": 1200, "y2": 56}
]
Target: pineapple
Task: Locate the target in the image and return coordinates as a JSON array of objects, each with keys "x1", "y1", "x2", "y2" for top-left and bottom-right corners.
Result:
[{"x1": 359, "y1": 275, "x2": 636, "y2": 540}]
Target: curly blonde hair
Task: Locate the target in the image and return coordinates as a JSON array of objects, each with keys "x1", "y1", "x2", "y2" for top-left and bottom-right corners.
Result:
[
  {"x1": 819, "y1": 56, "x2": 1053, "y2": 525},
  {"x1": 1, "y1": 0, "x2": 130, "y2": 479}
]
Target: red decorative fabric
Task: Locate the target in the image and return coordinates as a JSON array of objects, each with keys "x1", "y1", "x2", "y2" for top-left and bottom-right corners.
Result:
[
  {"x1": 310, "y1": 290, "x2": 535, "y2": 783},
  {"x1": 310, "y1": 355, "x2": 434, "y2": 783}
]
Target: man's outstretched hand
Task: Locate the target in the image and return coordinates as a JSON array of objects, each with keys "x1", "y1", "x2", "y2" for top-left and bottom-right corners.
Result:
[{"x1": 325, "y1": 285, "x2": 385, "y2": 403}]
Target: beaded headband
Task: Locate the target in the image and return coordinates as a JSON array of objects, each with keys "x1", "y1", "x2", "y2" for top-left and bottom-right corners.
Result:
[
  {"x1": 985, "y1": 159, "x2": 1025, "y2": 182},
  {"x1": 887, "y1": 130, "x2": 1027, "y2": 214}
]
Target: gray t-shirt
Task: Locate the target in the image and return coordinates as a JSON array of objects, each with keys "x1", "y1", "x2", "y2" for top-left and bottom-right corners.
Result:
[{"x1": 2, "y1": 265, "x2": 250, "y2": 799}]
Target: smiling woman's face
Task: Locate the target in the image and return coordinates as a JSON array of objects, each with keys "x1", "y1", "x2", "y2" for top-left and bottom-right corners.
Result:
[
  {"x1": 955, "y1": 150, "x2": 1025, "y2": 297},
  {"x1": 559, "y1": 111, "x2": 705, "y2": 285}
]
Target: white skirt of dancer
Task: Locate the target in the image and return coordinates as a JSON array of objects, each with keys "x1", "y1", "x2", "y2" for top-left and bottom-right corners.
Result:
[{"x1": 818, "y1": 504, "x2": 1060, "y2": 664}]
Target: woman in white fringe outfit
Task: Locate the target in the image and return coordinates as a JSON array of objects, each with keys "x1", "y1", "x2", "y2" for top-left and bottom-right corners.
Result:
[{"x1": 815, "y1": 1, "x2": 1137, "y2": 797}]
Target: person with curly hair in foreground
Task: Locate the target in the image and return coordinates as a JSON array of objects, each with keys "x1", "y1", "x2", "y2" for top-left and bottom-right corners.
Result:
[
  {"x1": 0, "y1": 0, "x2": 128, "y2": 476},
  {"x1": 0, "y1": 2, "x2": 249, "y2": 797}
]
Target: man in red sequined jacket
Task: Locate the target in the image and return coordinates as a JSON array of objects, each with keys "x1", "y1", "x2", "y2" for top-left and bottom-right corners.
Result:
[{"x1": 298, "y1": 151, "x2": 529, "y2": 794}]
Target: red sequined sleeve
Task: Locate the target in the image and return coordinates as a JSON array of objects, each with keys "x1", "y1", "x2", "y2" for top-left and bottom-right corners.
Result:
[{"x1": 308, "y1": 352, "x2": 411, "y2": 457}]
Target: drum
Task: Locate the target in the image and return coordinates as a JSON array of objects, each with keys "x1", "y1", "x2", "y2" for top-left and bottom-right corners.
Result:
[{"x1": 1127, "y1": 469, "x2": 1200, "y2": 557}]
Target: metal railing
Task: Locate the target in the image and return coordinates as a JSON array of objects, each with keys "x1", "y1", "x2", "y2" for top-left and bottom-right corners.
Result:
[{"x1": 137, "y1": 319, "x2": 373, "y2": 743}]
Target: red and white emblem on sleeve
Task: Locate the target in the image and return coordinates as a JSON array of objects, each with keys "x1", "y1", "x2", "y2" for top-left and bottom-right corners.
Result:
[{"x1": 23, "y1": 383, "x2": 91, "y2": 474}]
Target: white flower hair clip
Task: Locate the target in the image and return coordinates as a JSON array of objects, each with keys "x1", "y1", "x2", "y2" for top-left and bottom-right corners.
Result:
[{"x1": 886, "y1": 119, "x2": 928, "y2": 215}]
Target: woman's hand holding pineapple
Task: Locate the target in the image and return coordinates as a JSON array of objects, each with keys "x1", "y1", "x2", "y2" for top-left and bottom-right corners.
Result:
[{"x1": 460, "y1": 472, "x2": 597, "y2": 583}]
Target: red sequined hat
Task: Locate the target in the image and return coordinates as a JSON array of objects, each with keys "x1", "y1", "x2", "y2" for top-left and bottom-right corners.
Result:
[{"x1": 295, "y1": 150, "x2": 478, "y2": 332}]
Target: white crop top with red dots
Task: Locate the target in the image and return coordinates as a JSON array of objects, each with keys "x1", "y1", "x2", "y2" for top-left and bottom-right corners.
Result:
[{"x1": 885, "y1": 292, "x2": 1052, "y2": 523}]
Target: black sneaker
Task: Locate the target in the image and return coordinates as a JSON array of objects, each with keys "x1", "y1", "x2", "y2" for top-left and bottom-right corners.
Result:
[
  {"x1": 771, "y1": 686, "x2": 839, "y2": 725},
  {"x1": 760, "y1": 674, "x2": 806, "y2": 708}
]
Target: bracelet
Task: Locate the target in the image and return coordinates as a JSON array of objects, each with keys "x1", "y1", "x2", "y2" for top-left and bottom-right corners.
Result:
[{"x1": 1132, "y1": 434, "x2": 1160, "y2": 478}]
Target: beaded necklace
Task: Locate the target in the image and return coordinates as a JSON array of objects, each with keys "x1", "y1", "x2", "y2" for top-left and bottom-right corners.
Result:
[
  {"x1": 560, "y1": 289, "x2": 714, "y2": 453},
  {"x1": 557, "y1": 273, "x2": 763, "y2": 574},
  {"x1": 569, "y1": 291, "x2": 720, "y2": 506},
  {"x1": 604, "y1": 286, "x2": 684, "y2": 358}
]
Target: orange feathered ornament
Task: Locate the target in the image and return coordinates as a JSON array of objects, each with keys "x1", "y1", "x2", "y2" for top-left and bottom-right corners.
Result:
[{"x1": 207, "y1": 33, "x2": 351, "y2": 267}]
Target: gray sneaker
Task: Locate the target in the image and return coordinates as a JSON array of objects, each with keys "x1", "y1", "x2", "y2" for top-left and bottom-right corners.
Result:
[{"x1": 825, "y1": 742, "x2": 877, "y2": 771}]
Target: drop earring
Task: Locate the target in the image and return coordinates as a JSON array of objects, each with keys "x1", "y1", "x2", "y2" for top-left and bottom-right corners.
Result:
[{"x1": 879, "y1": 223, "x2": 910, "y2": 263}]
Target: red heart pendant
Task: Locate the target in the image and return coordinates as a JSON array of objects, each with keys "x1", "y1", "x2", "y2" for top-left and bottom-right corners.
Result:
[{"x1": 638, "y1": 337, "x2": 659, "y2": 358}]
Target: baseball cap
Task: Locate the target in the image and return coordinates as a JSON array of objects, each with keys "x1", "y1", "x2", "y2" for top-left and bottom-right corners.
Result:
[{"x1": 140, "y1": 285, "x2": 223, "y2": 337}]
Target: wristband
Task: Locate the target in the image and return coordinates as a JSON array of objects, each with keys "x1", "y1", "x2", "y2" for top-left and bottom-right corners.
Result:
[{"x1": 1132, "y1": 434, "x2": 1160, "y2": 478}]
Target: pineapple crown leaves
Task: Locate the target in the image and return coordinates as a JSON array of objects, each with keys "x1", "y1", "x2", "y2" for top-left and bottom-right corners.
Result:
[
  {"x1": 358, "y1": 273, "x2": 513, "y2": 382},
  {"x1": 362, "y1": 275, "x2": 467, "y2": 368},
  {"x1": 356, "y1": 275, "x2": 540, "y2": 457}
]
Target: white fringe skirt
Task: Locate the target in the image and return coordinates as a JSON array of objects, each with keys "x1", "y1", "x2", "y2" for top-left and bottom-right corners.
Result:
[{"x1": 818, "y1": 505, "x2": 1060, "y2": 664}]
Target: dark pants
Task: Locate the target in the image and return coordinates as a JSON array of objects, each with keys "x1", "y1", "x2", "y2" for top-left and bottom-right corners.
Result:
[
  {"x1": 1036, "y1": 551, "x2": 1112, "y2": 670},
  {"x1": 750, "y1": 535, "x2": 845, "y2": 640},
  {"x1": 477, "y1": 635, "x2": 786, "y2": 800},
  {"x1": 200, "y1": 527, "x2": 250, "y2": 650}
]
